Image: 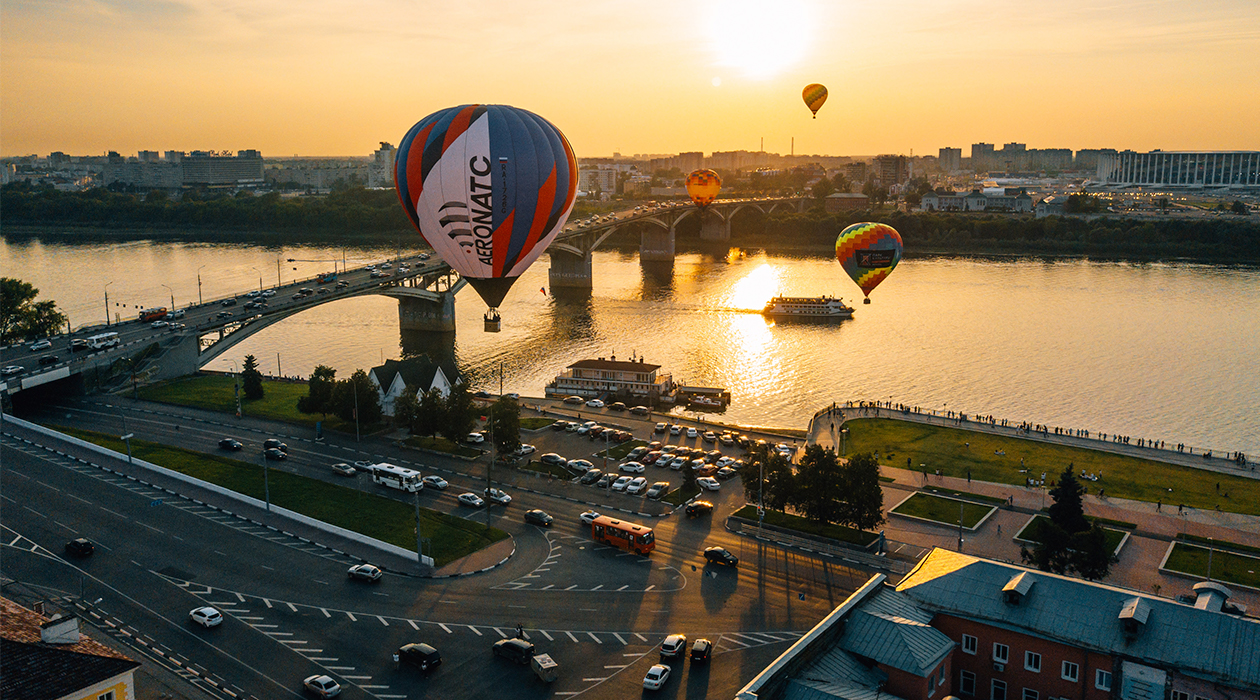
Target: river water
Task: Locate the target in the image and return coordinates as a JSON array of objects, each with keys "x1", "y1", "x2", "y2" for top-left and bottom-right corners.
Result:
[{"x1": 4, "y1": 233, "x2": 1258, "y2": 455}]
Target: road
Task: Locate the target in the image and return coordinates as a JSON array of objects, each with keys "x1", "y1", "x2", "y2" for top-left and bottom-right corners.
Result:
[{"x1": 1, "y1": 396, "x2": 869, "y2": 699}]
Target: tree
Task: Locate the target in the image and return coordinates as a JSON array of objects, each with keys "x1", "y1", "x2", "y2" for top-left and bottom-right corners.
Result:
[
  {"x1": 331, "y1": 369, "x2": 381, "y2": 425},
  {"x1": 240, "y1": 354, "x2": 264, "y2": 400},
  {"x1": 414, "y1": 388, "x2": 446, "y2": 443},
  {"x1": 441, "y1": 382, "x2": 477, "y2": 443},
  {"x1": 1, "y1": 278, "x2": 68, "y2": 344},
  {"x1": 490, "y1": 396, "x2": 521, "y2": 456},
  {"x1": 297, "y1": 365, "x2": 337, "y2": 417},
  {"x1": 795, "y1": 445, "x2": 845, "y2": 524},
  {"x1": 1231, "y1": 200, "x2": 1249, "y2": 215},
  {"x1": 838, "y1": 452, "x2": 885, "y2": 530},
  {"x1": 1047, "y1": 468, "x2": 1089, "y2": 534},
  {"x1": 393, "y1": 391, "x2": 420, "y2": 430},
  {"x1": 1022, "y1": 466, "x2": 1115, "y2": 580}
]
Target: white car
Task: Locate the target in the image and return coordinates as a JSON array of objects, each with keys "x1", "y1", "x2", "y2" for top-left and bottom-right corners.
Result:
[
  {"x1": 261, "y1": 289, "x2": 276, "y2": 297},
  {"x1": 716, "y1": 456, "x2": 736, "y2": 467},
  {"x1": 586, "y1": 398, "x2": 605, "y2": 408},
  {"x1": 29, "y1": 339, "x2": 52, "y2": 352},
  {"x1": 189, "y1": 606, "x2": 223, "y2": 628},
  {"x1": 347, "y1": 563, "x2": 383, "y2": 581},
  {"x1": 567, "y1": 459, "x2": 594, "y2": 473},
  {"x1": 697, "y1": 476, "x2": 721, "y2": 491},
  {"x1": 1, "y1": 366, "x2": 22, "y2": 376},
  {"x1": 626, "y1": 477, "x2": 648, "y2": 494},
  {"x1": 669, "y1": 424, "x2": 682, "y2": 435},
  {"x1": 303, "y1": 675, "x2": 341, "y2": 698},
  {"x1": 515, "y1": 443, "x2": 537, "y2": 456},
  {"x1": 654, "y1": 454, "x2": 674, "y2": 467},
  {"x1": 611, "y1": 476, "x2": 633, "y2": 492},
  {"x1": 660, "y1": 633, "x2": 687, "y2": 657},
  {"x1": 422, "y1": 475, "x2": 448, "y2": 490},
  {"x1": 643, "y1": 664, "x2": 671, "y2": 690},
  {"x1": 686, "y1": 427, "x2": 699, "y2": 438},
  {"x1": 484, "y1": 488, "x2": 512, "y2": 505},
  {"x1": 458, "y1": 492, "x2": 485, "y2": 507},
  {"x1": 466, "y1": 432, "x2": 485, "y2": 444},
  {"x1": 669, "y1": 457, "x2": 689, "y2": 470},
  {"x1": 579, "y1": 510, "x2": 601, "y2": 525},
  {"x1": 619, "y1": 461, "x2": 645, "y2": 474},
  {"x1": 150, "y1": 320, "x2": 168, "y2": 328}
]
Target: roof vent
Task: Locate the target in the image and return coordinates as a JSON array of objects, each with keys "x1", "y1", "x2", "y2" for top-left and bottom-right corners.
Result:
[
  {"x1": 1191, "y1": 581, "x2": 1232, "y2": 613},
  {"x1": 1002, "y1": 572, "x2": 1035, "y2": 606},
  {"x1": 39, "y1": 614, "x2": 81, "y2": 645},
  {"x1": 1118, "y1": 597, "x2": 1151, "y2": 639}
]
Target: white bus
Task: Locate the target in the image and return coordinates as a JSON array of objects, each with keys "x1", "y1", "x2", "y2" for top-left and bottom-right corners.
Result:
[
  {"x1": 86, "y1": 332, "x2": 120, "y2": 349},
  {"x1": 370, "y1": 463, "x2": 423, "y2": 493}
]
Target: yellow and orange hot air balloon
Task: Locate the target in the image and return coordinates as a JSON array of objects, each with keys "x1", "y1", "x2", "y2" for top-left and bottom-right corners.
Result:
[
  {"x1": 685, "y1": 169, "x2": 722, "y2": 208},
  {"x1": 802, "y1": 83, "x2": 827, "y2": 118}
]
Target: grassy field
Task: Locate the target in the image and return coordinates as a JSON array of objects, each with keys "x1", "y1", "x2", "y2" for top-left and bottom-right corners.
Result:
[
  {"x1": 403, "y1": 435, "x2": 483, "y2": 459},
  {"x1": 138, "y1": 374, "x2": 378, "y2": 434},
  {"x1": 53, "y1": 425, "x2": 507, "y2": 567},
  {"x1": 1163, "y1": 542, "x2": 1260, "y2": 590},
  {"x1": 520, "y1": 417, "x2": 556, "y2": 431},
  {"x1": 663, "y1": 481, "x2": 700, "y2": 506},
  {"x1": 891, "y1": 493, "x2": 995, "y2": 529},
  {"x1": 731, "y1": 505, "x2": 879, "y2": 547},
  {"x1": 596, "y1": 439, "x2": 649, "y2": 461},
  {"x1": 1014, "y1": 515, "x2": 1128, "y2": 555},
  {"x1": 845, "y1": 418, "x2": 1260, "y2": 516},
  {"x1": 1179, "y1": 534, "x2": 1260, "y2": 557}
]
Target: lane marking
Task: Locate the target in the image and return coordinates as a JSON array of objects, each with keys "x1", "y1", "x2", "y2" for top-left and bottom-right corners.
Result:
[
  {"x1": 613, "y1": 633, "x2": 627, "y2": 645},
  {"x1": 407, "y1": 620, "x2": 419, "y2": 630},
  {"x1": 468, "y1": 626, "x2": 482, "y2": 636},
  {"x1": 540, "y1": 630, "x2": 553, "y2": 641},
  {"x1": 377, "y1": 616, "x2": 389, "y2": 626},
  {"x1": 566, "y1": 631, "x2": 579, "y2": 643},
  {"x1": 439, "y1": 624, "x2": 452, "y2": 634},
  {"x1": 320, "y1": 608, "x2": 330, "y2": 618},
  {"x1": 588, "y1": 632, "x2": 602, "y2": 643},
  {"x1": 346, "y1": 612, "x2": 356, "y2": 622}
]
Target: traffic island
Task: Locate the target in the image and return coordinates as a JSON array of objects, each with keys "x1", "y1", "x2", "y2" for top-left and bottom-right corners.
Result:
[{"x1": 889, "y1": 491, "x2": 997, "y2": 530}]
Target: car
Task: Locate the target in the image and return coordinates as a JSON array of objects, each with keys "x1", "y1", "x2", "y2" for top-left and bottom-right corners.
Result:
[
  {"x1": 576, "y1": 423, "x2": 593, "y2": 435},
  {"x1": 168, "y1": 322, "x2": 186, "y2": 330},
  {"x1": 697, "y1": 476, "x2": 721, "y2": 491},
  {"x1": 704, "y1": 546, "x2": 738, "y2": 567},
  {"x1": 515, "y1": 443, "x2": 537, "y2": 456},
  {"x1": 579, "y1": 468, "x2": 603, "y2": 484},
  {"x1": 215, "y1": 311, "x2": 234, "y2": 319},
  {"x1": 660, "y1": 445, "x2": 678, "y2": 454},
  {"x1": 619, "y1": 461, "x2": 645, "y2": 474},
  {"x1": 588, "y1": 426, "x2": 605, "y2": 438},
  {"x1": 565, "y1": 422, "x2": 581, "y2": 433},
  {"x1": 347, "y1": 563, "x2": 383, "y2": 581},
  {"x1": 316, "y1": 287, "x2": 330, "y2": 294},
  {"x1": 422, "y1": 475, "x2": 448, "y2": 490},
  {"x1": 716, "y1": 466, "x2": 738, "y2": 480},
  {"x1": 484, "y1": 488, "x2": 511, "y2": 505},
  {"x1": 263, "y1": 439, "x2": 287, "y2": 452},
  {"x1": 64, "y1": 538, "x2": 94, "y2": 557},
  {"x1": 550, "y1": 420, "x2": 570, "y2": 431},
  {"x1": 670, "y1": 424, "x2": 682, "y2": 435},
  {"x1": 492, "y1": 637, "x2": 536, "y2": 664},
  {"x1": 36, "y1": 354, "x2": 59, "y2": 366},
  {"x1": 169, "y1": 308, "x2": 186, "y2": 318},
  {"x1": 458, "y1": 492, "x2": 485, "y2": 507},
  {"x1": 220, "y1": 298, "x2": 237, "y2": 307},
  {"x1": 775, "y1": 443, "x2": 793, "y2": 455},
  {"x1": 650, "y1": 454, "x2": 671, "y2": 468},
  {"x1": 669, "y1": 457, "x2": 689, "y2": 470},
  {"x1": 625, "y1": 476, "x2": 648, "y2": 494},
  {"x1": 540, "y1": 453, "x2": 568, "y2": 467},
  {"x1": 331, "y1": 463, "x2": 356, "y2": 477},
  {"x1": 353, "y1": 460, "x2": 374, "y2": 470},
  {"x1": 626, "y1": 446, "x2": 650, "y2": 461},
  {"x1": 466, "y1": 432, "x2": 485, "y2": 444},
  {"x1": 585, "y1": 398, "x2": 605, "y2": 408},
  {"x1": 335, "y1": 280, "x2": 349, "y2": 288},
  {"x1": 563, "y1": 396, "x2": 585, "y2": 405},
  {"x1": 579, "y1": 510, "x2": 601, "y2": 525},
  {"x1": 660, "y1": 633, "x2": 687, "y2": 658},
  {"x1": 399, "y1": 642, "x2": 442, "y2": 672},
  {"x1": 687, "y1": 427, "x2": 699, "y2": 438},
  {"x1": 608, "y1": 401, "x2": 627, "y2": 412},
  {"x1": 29, "y1": 339, "x2": 53, "y2": 352},
  {"x1": 1, "y1": 365, "x2": 22, "y2": 376},
  {"x1": 263, "y1": 447, "x2": 287, "y2": 460},
  {"x1": 567, "y1": 459, "x2": 594, "y2": 473},
  {"x1": 720, "y1": 434, "x2": 736, "y2": 446},
  {"x1": 643, "y1": 664, "x2": 671, "y2": 690},
  {"x1": 690, "y1": 638, "x2": 712, "y2": 663},
  {"x1": 189, "y1": 606, "x2": 223, "y2": 628},
  {"x1": 595, "y1": 473, "x2": 616, "y2": 488},
  {"x1": 611, "y1": 475, "x2": 632, "y2": 492},
  {"x1": 303, "y1": 674, "x2": 341, "y2": 698},
  {"x1": 646, "y1": 482, "x2": 670, "y2": 499},
  {"x1": 150, "y1": 320, "x2": 168, "y2": 328},
  {"x1": 70, "y1": 339, "x2": 89, "y2": 352},
  {"x1": 216, "y1": 437, "x2": 240, "y2": 450},
  {"x1": 630, "y1": 406, "x2": 651, "y2": 415},
  {"x1": 474, "y1": 390, "x2": 494, "y2": 399},
  {"x1": 705, "y1": 450, "x2": 723, "y2": 463},
  {"x1": 685, "y1": 500, "x2": 714, "y2": 518},
  {"x1": 261, "y1": 289, "x2": 276, "y2": 297},
  {"x1": 524, "y1": 509, "x2": 554, "y2": 527},
  {"x1": 696, "y1": 465, "x2": 718, "y2": 478},
  {"x1": 716, "y1": 456, "x2": 736, "y2": 467},
  {"x1": 654, "y1": 422, "x2": 668, "y2": 433}
]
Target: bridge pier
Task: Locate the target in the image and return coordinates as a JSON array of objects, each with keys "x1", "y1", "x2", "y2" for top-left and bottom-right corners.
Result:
[
  {"x1": 640, "y1": 226, "x2": 675, "y2": 262},
  {"x1": 699, "y1": 211, "x2": 730, "y2": 242},
  {"x1": 548, "y1": 250, "x2": 593, "y2": 290},
  {"x1": 398, "y1": 294, "x2": 457, "y2": 332}
]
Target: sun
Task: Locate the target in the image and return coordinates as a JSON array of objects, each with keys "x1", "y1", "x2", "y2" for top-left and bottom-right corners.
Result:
[{"x1": 705, "y1": 0, "x2": 813, "y2": 80}]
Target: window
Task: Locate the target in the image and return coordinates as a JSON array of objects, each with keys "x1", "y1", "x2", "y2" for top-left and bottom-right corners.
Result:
[
  {"x1": 97, "y1": 694, "x2": 115, "y2": 700},
  {"x1": 959, "y1": 670, "x2": 976, "y2": 696},
  {"x1": 1061, "y1": 661, "x2": 1080, "y2": 682},
  {"x1": 1024, "y1": 651, "x2": 1042, "y2": 672},
  {"x1": 991, "y1": 679, "x2": 1008, "y2": 700},
  {"x1": 1171, "y1": 693, "x2": 1190, "y2": 700},
  {"x1": 1095, "y1": 669, "x2": 1112, "y2": 690},
  {"x1": 993, "y1": 642, "x2": 1009, "y2": 663},
  {"x1": 962, "y1": 634, "x2": 978, "y2": 654},
  {"x1": 1022, "y1": 690, "x2": 1038, "y2": 700}
]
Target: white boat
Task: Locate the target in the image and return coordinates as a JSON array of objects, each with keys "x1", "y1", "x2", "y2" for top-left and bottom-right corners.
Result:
[{"x1": 761, "y1": 296, "x2": 854, "y2": 319}]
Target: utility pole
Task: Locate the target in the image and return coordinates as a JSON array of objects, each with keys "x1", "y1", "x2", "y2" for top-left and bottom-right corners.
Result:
[
  {"x1": 958, "y1": 501, "x2": 965, "y2": 551},
  {"x1": 121, "y1": 433, "x2": 134, "y2": 465},
  {"x1": 262, "y1": 450, "x2": 271, "y2": 512}
]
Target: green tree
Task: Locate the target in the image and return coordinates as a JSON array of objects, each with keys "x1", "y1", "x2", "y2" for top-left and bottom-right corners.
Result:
[
  {"x1": 794, "y1": 445, "x2": 845, "y2": 524},
  {"x1": 1023, "y1": 466, "x2": 1114, "y2": 580},
  {"x1": 489, "y1": 396, "x2": 522, "y2": 456},
  {"x1": 240, "y1": 354, "x2": 264, "y2": 400},
  {"x1": 393, "y1": 390, "x2": 420, "y2": 430},
  {"x1": 441, "y1": 382, "x2": 477, "y2": 443},
  {"x1": 297, "y1": 365, "x2": 337, "y2": 417},
  {"x1": 839, "y1": 452, "x2": 885, "y2": 530},
  {"x1": 811, "y1": 177, "x2": 836, "y2": 203},
  {"x1": 1, "y1": 278, "x2": 68, "y2": 344},
  {"x1": 332, "y1": 369, "x2": 381, "y2": 424},
  {"x1": 1047, "y1": 468, "x2": 1089, "y2": 534},
  {"x1": 414, "y1": 388, "x2": 446, "y2": 443},
  {"x1": 1230, "y1": 200, "x2": 1249, "y2": 215}
]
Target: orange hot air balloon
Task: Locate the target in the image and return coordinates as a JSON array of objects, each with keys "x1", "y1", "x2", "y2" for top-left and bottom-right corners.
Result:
[
  {"x1": 685, "y1": 169, "x2": 721, "y2": 208},
  {"x1": 802, "y1": 83, "x2": 827, "y2": 118}
]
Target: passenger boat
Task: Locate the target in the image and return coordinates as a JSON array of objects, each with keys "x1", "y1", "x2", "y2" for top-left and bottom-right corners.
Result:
[{"x1": 761, "y1": 296, "x2": 854, "y2": 319}]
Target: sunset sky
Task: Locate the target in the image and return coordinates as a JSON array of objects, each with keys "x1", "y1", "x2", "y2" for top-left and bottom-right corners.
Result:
[{"x1": 3, "y1": 0, "x2": 1258, "y2": 159}]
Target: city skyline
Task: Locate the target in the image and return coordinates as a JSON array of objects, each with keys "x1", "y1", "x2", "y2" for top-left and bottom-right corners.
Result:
[{"x1": 2, "y1": 0, "x2": 1259, "y2": 158}]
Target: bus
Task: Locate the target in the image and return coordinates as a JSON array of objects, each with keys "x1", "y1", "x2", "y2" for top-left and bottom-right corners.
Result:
[
  {"x1": 590, "y1": 515, "x2": 655, "y2": 555},
  {"x1": 317, "y1": 272, "x2": 338, "y2": 284},
  {"x1": 86, "y1": 332, "x2": 120, "y2": 350},
  {"x1": 370, "y1": 463, "x2": 423, "y2": 493},
  {"x1": 138, "y1": 307, "x2": 168, "y2": 322}
]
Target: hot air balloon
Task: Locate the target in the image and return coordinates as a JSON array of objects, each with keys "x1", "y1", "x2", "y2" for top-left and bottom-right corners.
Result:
[
  {"x1": 685, "y1": 169, "x2": 722, "y2": 208},
  {"x1": 394, "y1": 104, "x2": 577, "y2": 332},
  {"x1": 835, "y1": 222, "x2": 902, "y2": 304},
  {"x1": 802, "y1": 83, "x2": 827, "y2": 118}
]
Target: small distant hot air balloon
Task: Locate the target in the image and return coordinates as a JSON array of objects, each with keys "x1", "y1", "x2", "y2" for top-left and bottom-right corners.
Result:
[
  {"x1": 802, "y1": 83, "x2": 827, "y2": 118},
  {"x1": 835, "y1": 222, "x2": 902, "y2": 304},
  {"x1": 394, "y1": 104, "x2": 577, "y2": 331},
  {"x1": 685, "y1": 169, "x2": 722, "y2": 208}
]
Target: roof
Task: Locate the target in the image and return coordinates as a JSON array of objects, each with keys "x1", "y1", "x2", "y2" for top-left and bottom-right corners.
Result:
[
  {"x1": 896, "y1": 549, "x2": 1260, "y2": 689},
  {"x1": 371, "y1": 356, "x2": 460, "y2": 392},
  {"x1": 567, "y1": 358, "x2": 660, "y2": 373},
  {"x1": 836, "y1": 586, "x2": 954, "y2": 676},
  {"x1": 826, "y1": 193, "x2": 869, "y2": 199},
  {"x1": 0, "y1": 599, "x2": 140, "y2": 700}
]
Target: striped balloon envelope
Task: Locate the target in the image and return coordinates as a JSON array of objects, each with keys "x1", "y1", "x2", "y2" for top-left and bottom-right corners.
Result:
[
  {"x1": 835, "y1": 222, "x2": 902, "y2": 303},
  {"x1": 802, "y1": 83, "x2": 828, "y2": 118},
  {"x1": 685, "y1": 169, "x2": 722, "y2": 208},
  {"x1": 394, "y1": 104, "x2": 578, "y2": 310}
]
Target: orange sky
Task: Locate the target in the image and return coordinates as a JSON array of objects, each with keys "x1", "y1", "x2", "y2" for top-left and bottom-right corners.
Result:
[{"x1": 3, "y1": 0, "x2": 1258, "y2": 158}]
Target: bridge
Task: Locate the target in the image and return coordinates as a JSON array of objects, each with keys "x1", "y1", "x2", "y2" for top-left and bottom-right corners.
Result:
[{"x1": 1, "y1": 196, "x2": 807, "y2": 395}]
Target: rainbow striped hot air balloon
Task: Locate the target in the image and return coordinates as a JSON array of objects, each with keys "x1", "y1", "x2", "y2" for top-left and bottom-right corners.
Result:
[
  {"x1": 685, "y1": 169, "x2": 722, "y2": 208},
  {"x1": 802, "y1": 83, "x2": 827, "y2": 118},
  {"x1": 835, "y1": 222, "x2": 902, "y2": 304}
]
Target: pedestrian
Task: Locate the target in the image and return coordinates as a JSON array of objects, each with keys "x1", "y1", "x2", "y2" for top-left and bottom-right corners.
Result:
[
  {"x1": 516, "y1": 623, "x2": 523, "y2": 638},
  {"x1": 997, "y1": 524, "x2": 1002, "y2": 535},
  {"x1": 1157, "y1": 499, "x2": 1161, "y2": 512},
  {"x1": 967, "y1": 469, "x2": 971, "y2": 484}
]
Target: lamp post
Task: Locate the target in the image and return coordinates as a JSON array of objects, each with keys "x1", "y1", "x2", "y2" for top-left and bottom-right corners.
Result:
[
  {"x1": 250, "y1": 267, "x2": 263, "y2": 293},
  {"x1": 197, "y1": 265, "x2": 206, "y2": 305},
  {"x1": 104, "y1": 281, "x2": 115, "y2": 326},
  {"x1": 261, "y1": 449, "x2": 271, "y2": 512},
  {"x1": 230, "y1": 360, "x2": 241, "y2": 418},
  {"x1": 840, "y1": 427, "x2": 849, "y2": 457},
  {"x1": 161, "y1": 284, "x2": 174, "y2": 311},
  {"x1": 121, "y1": 433, "x2": 134, "y2": 465}
]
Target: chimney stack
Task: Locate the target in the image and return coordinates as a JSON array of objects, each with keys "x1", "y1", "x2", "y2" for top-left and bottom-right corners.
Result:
[{"x1": 40, "y1": 614, "x2": 81, "y2": 645}]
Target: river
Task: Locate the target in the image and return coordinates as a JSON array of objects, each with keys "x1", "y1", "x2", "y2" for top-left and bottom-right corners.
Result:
[{"x1": 3, "y1": 233, "x2": 1258, "y2": 456}]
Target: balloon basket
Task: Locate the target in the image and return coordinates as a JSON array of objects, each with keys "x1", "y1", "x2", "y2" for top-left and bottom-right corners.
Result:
[
  {"x1": 484, "y1": 310, "x2": 502, "y2": 333},
  {"x1": 863, "y1": 298, "x2": 871, "y2": 305}
]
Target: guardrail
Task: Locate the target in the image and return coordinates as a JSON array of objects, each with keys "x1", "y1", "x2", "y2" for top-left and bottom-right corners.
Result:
[{"x1": 728, "y1": 518, "x2": 910, "y2": 574}]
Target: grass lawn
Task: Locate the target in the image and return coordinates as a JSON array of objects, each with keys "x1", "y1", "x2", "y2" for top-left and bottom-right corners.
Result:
[
  {"x1": 138, "y1": 374, "x2": 378, "y2": 434},
  {"x1": 891, "y1": 493, "x2": 994, "y2": 529},
  {"x1": 53, "y1": 425, "x2": 507, "y2": 567},
  {"x1": 520, "y1": 417, "x2": 556, "y2": 430},
  {"x1": 731, "y1": 505, "x2": 879, "y2": 547},
  {"x1": 663, "y1": 481, "x2": 700, "y2": 506},
  {"x1": 403, "y1": 435, "x2": 483, "y2": 459},
  {"x1": 845, "y1": 418, "x2": 1260, "y2": 516},
  {"x1": 518, "y1": 459, "x2": 575, "y2": 480},
  {"x1": 1014, "y1": 515, "x2": 1127, "y2": 555},
  {"x1": 920, "y1": 486, "x2": 1007, "y2": 506},
  {"x1": 1164, "y1": 542, "x2": 1260, "y2": 590},
  {"x1": 1179, "y1": 534, "x2": 1260, "y2": 558},
  {"x1": 596, "y1": 439, "x2": 649, "y2": 461}
]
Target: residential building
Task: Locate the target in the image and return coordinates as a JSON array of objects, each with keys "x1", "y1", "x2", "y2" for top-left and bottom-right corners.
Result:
[
  {"x1": 103, "y1": 149, "x2": 265, "y2": 189},
  {"x1": 1095, "y1": 150, "x2": 1260, "y2": 189},
  {"x1": 920, "y1": 189, "x2": 1032, "y2": 213},
  {"x1": 825, "y1": 192, "x2": 870, "y2": 212},
  {"x1": 1036, "y1": 195, "x2": 1068, "y2": 218},
  {"x1": 367, "y1": 142, "x2": 397, "y2": 188},
  {"x1": 0, "y1": 597, "x2": 141, "y2": 700},
  {"x1": 579, "y1": 168, "x2": 618, "y2": 196},
  {"x1": 844, "y1": 161, "x2": 868, "y2": 185},
  {"x1": 368, "y1": 357, "x2": 461, "y2": 417},
  {"x1": 545, "y1": 355, "x2": 673, "y2": 402},
  {"x1": 874, "y1": 155, "x2": 910, "y2": 188},
  {"x1": 972, "y1": 143, "x2": 996, "y2": 169},
  {"x1": 939, "y1": 147, "x2": 963, "y2": 172},
  {"x1": 181, "y1": 150, "x2": 264, "y2": 186}
]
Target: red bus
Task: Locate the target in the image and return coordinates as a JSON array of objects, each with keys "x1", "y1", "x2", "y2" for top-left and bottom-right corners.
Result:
[
  {"x1": 590, "y1": 516, "x2": 655, "y2": 555},
  {"x1": 138, "y1": 307, "x2": 168, "y2": 322}
]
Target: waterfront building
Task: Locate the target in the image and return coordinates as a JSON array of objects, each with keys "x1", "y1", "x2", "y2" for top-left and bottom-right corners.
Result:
[
  {"x1": 1, "y1": 597, "x2": 141, "y2": 700},
  {"x1": 938, "y1": 147, "x2": 962, "y2": 172},
  {"x1": 545, "y1": 356, "x2": 673, "y2": 402},
  {"x1": 103, "y1": 149, "x2": 265, "y2": 189},
  {"x1": 920, "y1": 189, "x2": 1032, "y2": 213},
  {"x1": 1095, "y1": 150, "x2": 1260, "y2": 189},
  {"x1": 369, "y1": 357, "x2": 461, "y2": 417},
  {"x1": 824, "y1": 192, "x2": 870, "y2": 212}
]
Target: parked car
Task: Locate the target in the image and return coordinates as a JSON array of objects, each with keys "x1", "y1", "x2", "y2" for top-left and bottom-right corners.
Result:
[
  {"x1": 596, "y1": 473, "x2": 616, "y2": 488},
  {"x1": 493, "y1": 637, "x2": 536, "y2": 664},
  {"x1": 686, "y1": 427, "x2": 699, "y2": 438},
  {"x1": 457, "y1": 492, "x2": 485, "y2": 507},
  {"x1": 524, "y1": 509, "x2": 553, "y2": 527},
  {"x1": 579, "y1": 510, "x2": 601, "y2": 525},
  {"x1": 347, "y1": 563, "x2": 383, "y2": 581},
  {"x1": 619, "y1": 461, "x2": 645, "y2": 474},
  {"x1": 720, "y1": 434, "x2": 736, "y2": 446},
  {"x1": 697, "y1": 476, "x2": 721, "y2": 491},
  {"x1": 540, "y1": 453, "x2": 568, "y2": 467},
  {"x1": 685, "y1": 501, "x2": 714, "y2": 518},
  {"x1": 625, "y1": 477, "x2": 648, "y2": 494},
  {"x1": 551, "y1": 420, "x2": 570, "y2": 431},
  {"x1": 716, "y1": 456, "x2": 736, "y2": 467},
  {"x1": 654, "y1": 422, "x2": 668, "y2": 433},
  {"x1": 585, "y1": 398, "x2": 605, "y2": 408},
  {"x1": 189, "y1": 606, "x2": 223, "y2": 628},
  {"x1": 669, "y1": 457, "x2": 689, "y2": 470},
  {"x1": 515, "y1": 444, "x2": 537, "y2": 456},
  {"x1": 563, "y1": 396, "x2": 585, "y2": 405},
  {"x1": 611, "y1": 475, "x2": 633, "y2": 492},
  {"x1": 630, "y1": 406, "x2": 651, "y2": 415},
  {"x1": 703, "y1": 431, "x2": 718, "y2": 443},
  {"x1": 483, "y1": 488, "x2": 512, "y2": 505},
  {"x1": 690, "y1": 638, "x2": 712, "y2": 663},
  {"x1": 466, "y1": 432, "x2": 485, "y2": 444},
  {"x1": 303, "y1": 674, "x2": 341, "y2": 698},
  {"x1": 64, "y1": 538, "x2": 94, "y2": 557},
  {"x1": 218, "y1": 438, "x2": 243, "y2": 451},
  {"x1": 704, "y1": 546, "x2": 739, "y2": 567},
  {"x1": 263, "y1": 448, "x2": 287, "y2": 461},
  {"x1": 670, "y1": 424, "x2": 682, "y2": 435},
  {"x1": 608, "y1": 401, "x2": 627, "y2": 411},
  {"x1": 263, "y1": 439, "x2": 287, "y2": 452},
  {"x1": 716, "y1": 467, "x2": 738, "y2": 480},
  {"x1": 643, "y1": 664, "x2": 671, "y2": 691},
  {"x1": 654, "y1": 454, "x2": 674, "y2": 467},
  {"x1": 579, "y1": 468, "x2": 603, "y2": 484},
  {"x1": 660, "y1": 634, "x2": 687, "y2": 658},
  {"x1": 567, "y1": 459, "x2": 594, "y2": 473},
  {"x1": 331, "y1": 463, "x2": 356, "y2": 477},
  {"x1": 646, "y1": 482, "x2": 670, "y2": 499},
  {"x1": 399, "y1": 642, "x2": 441, "y2": 672},
  {"x1": 422, "y1": 475, "x2": 448, "y2": 490},
  {"x1": 626, "y1": 446, "x2": 651, "y2": 461}
]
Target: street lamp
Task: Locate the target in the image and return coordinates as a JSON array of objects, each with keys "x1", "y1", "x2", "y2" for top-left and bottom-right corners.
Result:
[
  {"x1": 261, "y1": 449, "x2": 271, "y2": 512},
  {"x1": 197, "y1": 265, "x2": 206, "y2": 305},
  {"x1": 230, "y1": 360, "x2": 242, "y2": 418},
  {"x1": 840, "y1": 427, "x2": 849, "y2": 456},
  {"x1": 161, "y1": 284, "x2": 174, "y2": 311},
  {"x1": 104, "y1": 281, "x2": 115, "y2": 326},
  {"x1": 121, "y1": 433, "x2": 134, "y2": 465},
  {"x1": 250, "y1": 267, "x2": 263, "y2": 293}
]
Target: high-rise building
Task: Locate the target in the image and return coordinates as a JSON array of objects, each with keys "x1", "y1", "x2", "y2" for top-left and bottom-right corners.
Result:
[
  {"x1": 971, "y1": 143, "x2": 995, "y2": 168},
  {"x1": 1096, "y1": 150, "x2": 1260, "y2": 189},
  {"x1": 938, "y1": 148, "x2": 962, "y2": 172},
  {"x1": 874, "y1": 155, "x2": 909, "y2": 188}
]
